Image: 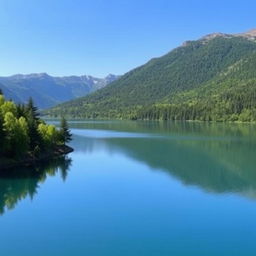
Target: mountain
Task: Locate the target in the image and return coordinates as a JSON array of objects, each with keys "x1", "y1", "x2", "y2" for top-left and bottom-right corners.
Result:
[
  {"x1": 0, "y1": 73, "x2": 119, "y2": 109},
  {"x1": 47, "y1": 29, "x2": 256, "y2": 121}
]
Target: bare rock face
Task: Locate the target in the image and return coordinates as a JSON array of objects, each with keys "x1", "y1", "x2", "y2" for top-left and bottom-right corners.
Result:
[
  {"x1": 182, "y1": 33, "x2": 231, "y2": 47},
  {"x1": 188, "y1": 29, "x2": 256, "y2": 46},
  {"x1": 201, "y1": 32, "x2": 229, "y2": 40},
  {"x1": 239, "y1": 29, "x2": 256, "y2": 38}
]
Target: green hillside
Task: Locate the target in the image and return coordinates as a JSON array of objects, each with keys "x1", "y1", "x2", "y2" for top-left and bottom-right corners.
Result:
[{"x1": 47, "y1": 32, "x2": 256, "y2": 121}]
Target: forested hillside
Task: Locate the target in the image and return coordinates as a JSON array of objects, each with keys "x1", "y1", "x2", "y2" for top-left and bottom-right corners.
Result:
[{"x1": 47, "y1": 31, "x2": 256, "y2": 121}]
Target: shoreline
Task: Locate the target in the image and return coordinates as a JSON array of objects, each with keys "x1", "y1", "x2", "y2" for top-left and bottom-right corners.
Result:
[
  {"x1": 43, "y1": 117, "x2": 256, "y2": 124},
  {"x1": 0, "y1": 145, "x2": 74, "y2": 171}
]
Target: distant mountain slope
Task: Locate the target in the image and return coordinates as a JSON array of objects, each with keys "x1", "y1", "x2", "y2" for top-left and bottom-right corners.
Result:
[
  {"x1": 47, "y1": 29, "x2": 256, "y2": 121},
  {"x1": 0, "y1": 73, "x2": 119, "y2": 109}
]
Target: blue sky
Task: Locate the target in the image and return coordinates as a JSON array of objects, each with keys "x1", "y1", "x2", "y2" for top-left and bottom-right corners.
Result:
[{"x1": 0, "y1": 0, "x2": 255, "y2": 77}]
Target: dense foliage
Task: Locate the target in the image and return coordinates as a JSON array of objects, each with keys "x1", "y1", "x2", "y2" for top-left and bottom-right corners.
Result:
[
  {"x1": 0, "y1": 91, "x2": 71, "y2": 160},
  {"x1": 47, "y1": 36, "x2": 256, "y2": 121}
]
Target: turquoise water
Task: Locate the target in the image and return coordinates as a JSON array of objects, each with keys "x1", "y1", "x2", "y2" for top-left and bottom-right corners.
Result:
[{"x1": 1, "y1": 121, "x2": 256, "y2": 255}]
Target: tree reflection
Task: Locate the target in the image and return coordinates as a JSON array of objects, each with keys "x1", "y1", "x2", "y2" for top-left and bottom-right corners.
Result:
[
  {"x1": 0, "y1": 156, "x2": 72, "y2": 215},
  {"x1": 70, "y1": 121, "x2": 256, "y2": 198}
]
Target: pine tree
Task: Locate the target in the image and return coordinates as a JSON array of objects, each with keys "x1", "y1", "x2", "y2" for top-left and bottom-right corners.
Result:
[
  {"x1": 16, "y1": 103, "x2": 26, "y2": 118},
  {"x1": 25, "y1": 98, "x2": 41, "y2": 150},
  {"x1": 59, "y1": 117, "x2": 72, "y2": 145},
  {"x1": 0, "y1": 113, "x2": 4, "y2": 154},
  {"x1": 26, "y1": 97, "x2": 40, "y2": 122}
]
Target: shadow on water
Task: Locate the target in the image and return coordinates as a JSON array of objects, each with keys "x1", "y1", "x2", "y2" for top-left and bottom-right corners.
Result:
[
  {"x1": 0, "y1": 156, "x2": 72, "y2": 215},
  {"x1": 69, "y1": 120, "x2": 256, "y2": 199}
]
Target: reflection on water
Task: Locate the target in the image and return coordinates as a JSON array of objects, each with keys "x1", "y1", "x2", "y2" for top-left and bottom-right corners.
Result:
[
  {"x1": 0, "y1": 156, "x2": 72, "y2": 215},
  {"x1": 2, "y1": 121, "x2": 256, "y2": 212},
  {"x1": 69, "y1": 121, "x2": 256, "y2": 199},
  {"x1": 1, "y1": 120, "x2": 256, "y2": 256}
]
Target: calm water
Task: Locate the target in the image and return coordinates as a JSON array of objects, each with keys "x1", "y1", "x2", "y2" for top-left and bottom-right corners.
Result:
[{"x1": 1, "y1": 120, "x2": 256, "y2": 255}]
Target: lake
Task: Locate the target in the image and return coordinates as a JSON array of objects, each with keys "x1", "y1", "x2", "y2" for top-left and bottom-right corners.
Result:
[{"x1": 1, "y1": 120, "x2": 256, "y2": 256}]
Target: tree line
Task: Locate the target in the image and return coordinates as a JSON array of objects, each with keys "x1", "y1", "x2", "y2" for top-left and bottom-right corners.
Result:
[{"x1": 0, "y1": 90, "x2": 72, "y2": 160}]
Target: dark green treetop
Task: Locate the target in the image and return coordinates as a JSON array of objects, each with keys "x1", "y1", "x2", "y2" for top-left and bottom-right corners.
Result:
[{"x1": 59, "y1": 117, "x2": 72, "y2": 145}]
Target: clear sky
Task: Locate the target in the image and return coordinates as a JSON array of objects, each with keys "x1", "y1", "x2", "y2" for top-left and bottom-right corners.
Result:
[{"x1": 0, "y1": 0, "x2": 255, "y2": 77}]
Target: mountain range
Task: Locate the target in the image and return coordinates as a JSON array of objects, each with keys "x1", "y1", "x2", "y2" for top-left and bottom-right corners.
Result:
[
  {"x1": 0, "y1": 73, "x2": 119, "y2": 109},
  {"x1": 47, "y1": 29, "x2": 256, "y2": 122}
]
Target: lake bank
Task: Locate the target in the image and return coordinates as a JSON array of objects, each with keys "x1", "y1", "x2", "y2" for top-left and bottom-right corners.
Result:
[
  {"x1": 0, "y1": 145, "x2": 73, "y2": 171},
  {"x1": 42, "y1": 116, "x2": 256, "y2": 124}
]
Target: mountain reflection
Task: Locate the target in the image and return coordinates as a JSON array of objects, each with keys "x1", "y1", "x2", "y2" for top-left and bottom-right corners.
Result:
[
  {"x1": 69, "y1": 121, "x2": 256, "y2": 199},
  {"x1": 0, "y1": 156, "x2": 72, "y2": 215}
]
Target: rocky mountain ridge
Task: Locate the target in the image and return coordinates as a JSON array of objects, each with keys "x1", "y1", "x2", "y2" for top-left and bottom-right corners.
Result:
[{"x1": 0, "y1": 73, "x2": 120, "y2": 109}]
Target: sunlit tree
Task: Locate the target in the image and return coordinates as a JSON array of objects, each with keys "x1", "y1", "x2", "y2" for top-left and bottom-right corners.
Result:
[{"x1": 0, "y1": 92, "x2": 72, "y2": 161}]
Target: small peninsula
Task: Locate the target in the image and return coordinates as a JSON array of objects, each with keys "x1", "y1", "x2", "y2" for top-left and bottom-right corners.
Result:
[{"x1": 0, "y1": 90, "x2": 73, "y2": 171}]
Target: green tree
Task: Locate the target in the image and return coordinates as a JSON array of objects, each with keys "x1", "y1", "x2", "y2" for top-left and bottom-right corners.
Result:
[
  {"x1": 38, "y1": 123, "x2": 59, "y2": 149},
  {"x1": 26, "y1": 109, "x2": 42, "y2": 150},
  {"x1": 0, "y1": 95, "x2": 4, "y2": 106},
  {"x1": 16, "y1": 117, "x2": 30, "y2": 155},
  {"x1": 0, "y1": 112, "x2": 4, "y2": 154},
  {"x1": 59, "y1": 117, "x2": 72, "y2": 145},
  {"x1": 0, "y1": 101, "x2": 17, "y2": 117},
  {"x1": 0, "y1": 92, "x2": 73, "y2": 162},
  {"x1": 26, "y1": 97, "x2": 40, "y2": 122},
  {"x1": 3, "y1": 112, "x2": 29, "y2": 157},
  {"x1": 25, "y1": 98, "x2": 42, "y2": 151},
  {"x1": 16, "y1": 103, "x2": 26, "y2": 118}
]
